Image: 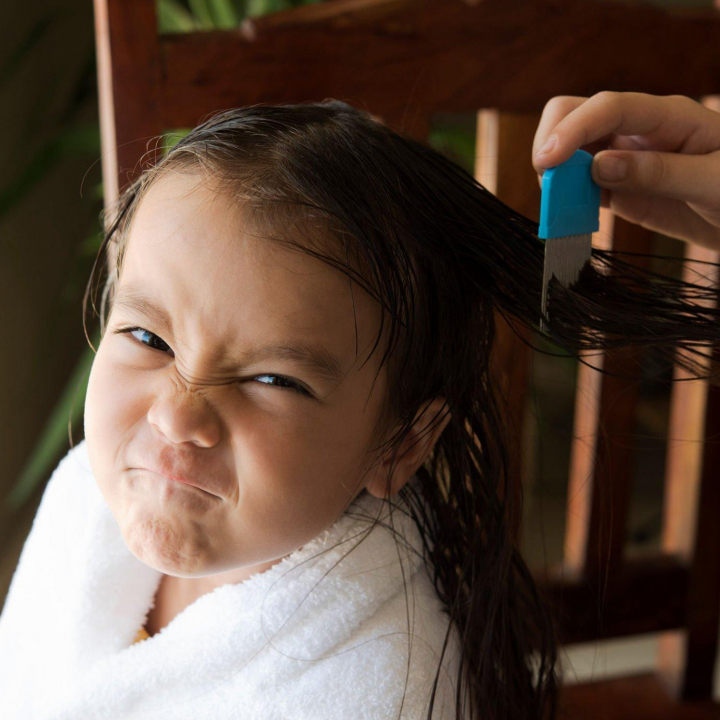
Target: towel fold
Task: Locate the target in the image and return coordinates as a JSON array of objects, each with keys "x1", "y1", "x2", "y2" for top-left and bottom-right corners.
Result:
[{"x1": 0, "y1": 440, "x2": 461, "y2": 719}]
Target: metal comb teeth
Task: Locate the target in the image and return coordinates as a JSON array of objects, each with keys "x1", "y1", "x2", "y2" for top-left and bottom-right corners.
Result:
[{"x1": 540, "y1": 233, "x2": 592, "y2": 328}]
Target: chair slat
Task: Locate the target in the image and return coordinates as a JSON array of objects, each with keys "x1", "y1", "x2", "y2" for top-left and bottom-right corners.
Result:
[
  {"x1": 659, "y1": 348, "x2": 720, "y2": 700},
  {"x1": 658, "y1": 92, "x2": 720, "y2": 698},
  {"x1": 559, "y1": 672, "x2": 720, "y2": 720},
  {"x1": 540, "y1": 555, "x2": 688, "y2": 645},
  {"x1": 95, "y1": 0, "x2": 164, "y2": 206},
  {"x1": 475, "y1": 109, "x2": 539, "y2": 541},
  {"x1": 565, "y1": 218, "x2": 653, "y2": 578},
  {"x1": 157, "y1": 0, "x2": 720, "y2": 130}
]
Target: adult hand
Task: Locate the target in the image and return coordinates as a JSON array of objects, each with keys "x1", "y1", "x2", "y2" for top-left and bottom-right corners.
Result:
[{"x1": 532, "y1": 91, "x2": 720, "y2": 252}]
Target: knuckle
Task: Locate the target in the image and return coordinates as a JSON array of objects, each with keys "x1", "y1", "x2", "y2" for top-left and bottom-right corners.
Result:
[
  {"x1": 665, "y1": 93, "x2": 704, "y2": 122},
  {"x1": 535, "y1": 96, "x2": 587, "y2": 153},
  {"x1": 542, "y1": 95, "x2": 565, "y2": 112},
  {"x1": 542, "y1": 95, "x2": 578, "y2": 119},
  {"x1": 666, "y1": 93, "x2": 693, "y2": 106},
  {"x1": 643, "y1": 151, "x2": 667, "y2": 187},
  {"x1": 629, "y1": 91, "x2": 655, "y2": 102},
  {"x1": 592, "y1": 90, "x2": 620, "y2": 105}
]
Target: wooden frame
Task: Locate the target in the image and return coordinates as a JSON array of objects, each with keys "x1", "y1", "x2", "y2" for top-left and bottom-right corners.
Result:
[{"x1": 93, "y1": 0, "x2": 720, "y2": 711}]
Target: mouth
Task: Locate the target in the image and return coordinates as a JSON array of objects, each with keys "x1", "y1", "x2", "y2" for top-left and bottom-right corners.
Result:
[{"x1": 134, "y1": 468, "x2": 219, "y2": 499}]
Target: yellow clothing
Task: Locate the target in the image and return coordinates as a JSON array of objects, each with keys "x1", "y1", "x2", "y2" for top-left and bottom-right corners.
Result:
[{"x1": 133, "y1": 626, "x2": 150, "y2": 644}]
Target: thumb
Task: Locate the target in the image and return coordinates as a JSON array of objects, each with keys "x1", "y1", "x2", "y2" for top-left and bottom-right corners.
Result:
[{"x1": 592, "y1": 149, "x2": 719, "y2": 207}]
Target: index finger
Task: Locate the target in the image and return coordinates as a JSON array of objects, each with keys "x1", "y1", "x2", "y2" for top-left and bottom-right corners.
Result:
[
  {"x1": 533, "y1": 91, "x2": 714, "y2": 170},
  {"x1": 532, "y1": 95, "x2": 619, "y2": 176},
  {"x1": 532, "y1": 95, "x2": 586, "y2": 160}
]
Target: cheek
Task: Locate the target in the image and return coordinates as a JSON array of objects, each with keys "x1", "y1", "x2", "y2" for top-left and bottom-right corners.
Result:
[
  {"x1": 232, "y1": 400, "x2": 373, "y2": 520},
  {"x1": 84, "y1": 342, "x2": 146, "y2": 481},
  {"x1": 86, "y1": 344, "x2": 143, "y2": 428}
]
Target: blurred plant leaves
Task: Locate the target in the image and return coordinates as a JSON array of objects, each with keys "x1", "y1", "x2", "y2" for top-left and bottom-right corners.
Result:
[
  {"x1": 0, "y1": 124, "x2": 100, "y2": 225},
  {"x1": 156, "y1": 0, "x2": 324, "y2": 32},
  {"x1": 5, "y1": 331, "x2": 99, "y2": 513},
  {"x1": 162, "y1": 127, "x2": 192, "y2": 151},
  {"x1": 157, "y1": 0, "x2": 202, "y2": 31},
  {"x1": 0, "y1": 14, "x2": 60, "y2": 93},
  {"x1": 207, "y1": 0, "x2": 239, "y2": 27},
  {"x1": 428, "y1": 123, "x2": 476, "y2": 176}
]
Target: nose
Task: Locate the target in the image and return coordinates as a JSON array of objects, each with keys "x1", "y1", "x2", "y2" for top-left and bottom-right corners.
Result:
[{"x1": 147, "y1": 393, "x2": 222, "y2": 447}]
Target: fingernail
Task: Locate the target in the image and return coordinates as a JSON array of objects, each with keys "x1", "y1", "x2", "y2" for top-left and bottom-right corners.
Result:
[
  {"x1": 536, "y1": 135, "x2": 557, "y2": 156},
  {"x1": 597, "y1": 156, "x2": 628, "y2": 182}
]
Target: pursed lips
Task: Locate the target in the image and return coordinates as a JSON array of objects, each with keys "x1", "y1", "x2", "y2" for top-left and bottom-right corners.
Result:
[{"x1": 137, "y1": 466, "x2": 219, "y2": 498}]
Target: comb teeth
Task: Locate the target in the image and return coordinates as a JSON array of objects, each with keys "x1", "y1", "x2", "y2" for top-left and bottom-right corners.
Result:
[{"x1": 540, "y1": 233, "x2": 592, "y2": 328}]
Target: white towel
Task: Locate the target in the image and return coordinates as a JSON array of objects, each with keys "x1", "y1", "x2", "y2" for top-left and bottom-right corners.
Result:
[{"x1": 0, "y1": 439, "x2": 461, "y2": 719}]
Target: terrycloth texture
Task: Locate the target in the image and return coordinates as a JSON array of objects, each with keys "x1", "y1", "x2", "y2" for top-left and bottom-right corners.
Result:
[{"x1": 0, "y1": 440, "x2": 462, "y2": 719}]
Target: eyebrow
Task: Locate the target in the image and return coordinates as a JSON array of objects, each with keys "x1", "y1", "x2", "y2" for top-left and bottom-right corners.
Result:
[{"x1": 111, "y1": 286, "x2": 346, "y2": 384}]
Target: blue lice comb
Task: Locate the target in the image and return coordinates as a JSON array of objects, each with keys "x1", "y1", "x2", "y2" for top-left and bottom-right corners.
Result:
[{"x1": 538, "y1": 149, "x2": 601, "y2": 329}]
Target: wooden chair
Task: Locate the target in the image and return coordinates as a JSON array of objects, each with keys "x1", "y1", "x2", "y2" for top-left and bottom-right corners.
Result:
[{"x1": 93, "y1": 0, "x2": 720, "y2": 714}]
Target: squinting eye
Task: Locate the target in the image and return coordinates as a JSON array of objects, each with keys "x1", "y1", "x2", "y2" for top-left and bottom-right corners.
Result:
[
  {"x1": 114, "y1": 326, "x2": 172, "y2": 354},
  {"x1": 254, "y1": 374, "x2": 310, "y2": 396},
  {"x1": 112, "y1": 326, "x2": 312, "y2": 398}
]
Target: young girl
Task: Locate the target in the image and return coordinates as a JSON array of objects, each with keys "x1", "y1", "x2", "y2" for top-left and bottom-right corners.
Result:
[{"x1": 2, "y1": 95, "x2": 720, "y2": 720}]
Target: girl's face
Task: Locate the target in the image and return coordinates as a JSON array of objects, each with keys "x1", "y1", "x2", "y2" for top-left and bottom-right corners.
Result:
[{"x1": 84, "y1": 170, "x2": 395, "y2": 587}]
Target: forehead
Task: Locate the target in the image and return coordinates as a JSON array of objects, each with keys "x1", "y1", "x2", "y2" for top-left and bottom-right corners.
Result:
[{"x1": 116, "y1": 171, "x2": 382, "y2": 371}]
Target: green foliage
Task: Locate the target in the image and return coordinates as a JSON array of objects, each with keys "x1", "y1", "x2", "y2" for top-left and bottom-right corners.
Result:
[
  {"x1": 5, "y1": 336, "x2": 99, "y2": 513},
  {"x1": 162, "y1": 128, "x2": 193, "y2": 152},
  {"x1": 428, "y1": 121, "x2": 476, "y2": 177},
  {"x1": 0, "y1": 15, "x2": 60, "y2": 92},
  {"x1": 1, "y1": 15, "x2": 102, "y2": 514},
  {"x1": 157, "y1": 0, "x2": 201, "y2": 31},
  {"x1": 157, "y1": 0, "x2": 324, "y2": 32},
  {"x1": 0, "y1": 124, "x2": 100, "y2": 225}
]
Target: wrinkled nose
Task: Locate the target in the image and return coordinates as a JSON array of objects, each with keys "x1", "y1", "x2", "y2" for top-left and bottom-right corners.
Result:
[{"x1": 147, "y1": 392, "x2": 222, "y2": 447}]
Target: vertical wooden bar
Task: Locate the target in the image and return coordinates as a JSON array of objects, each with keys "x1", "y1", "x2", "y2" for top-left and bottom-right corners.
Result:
[
  {"x1": 661, "y1": 244, "x2": 719, "y2": 561},
  {"x1": 657, "y1": 94, "x2": 720, "y2": 701},
  {"x1": 93, "y1": 0, "x2": 164, "y2": 208},
  {"x1": 563, "y1": 207, "x2": 613, "y2": 573},
  {"x1": 564, "y1": 216, "x2": 653, "y2": 578},
  {"x1": 93, "y1": 0, "x2": 165, "y2": 298},
  {"x1": 475, "y1": 109, "x2": 540, "y2": 542}
]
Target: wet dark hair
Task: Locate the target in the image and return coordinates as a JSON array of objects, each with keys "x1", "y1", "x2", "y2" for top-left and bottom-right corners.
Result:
[{"x1": 83, "y1": 100, "x2": 720, "y2": 720}]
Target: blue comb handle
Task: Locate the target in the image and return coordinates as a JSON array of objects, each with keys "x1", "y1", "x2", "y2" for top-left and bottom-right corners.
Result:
[{"x1": 538, "y1": 149, "x2": 601, "y2": 239}]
